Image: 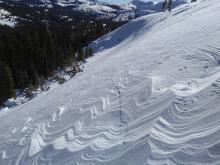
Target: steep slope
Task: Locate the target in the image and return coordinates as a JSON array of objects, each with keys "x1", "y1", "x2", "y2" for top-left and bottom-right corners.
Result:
[{"x1": 1, "y1": 0, "x2": 220, "y2": 165}]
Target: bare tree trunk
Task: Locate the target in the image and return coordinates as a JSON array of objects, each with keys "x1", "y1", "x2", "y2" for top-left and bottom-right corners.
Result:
[
  {"x1": 162, "y1": 0, "x2": 172, "y2": 12},
  {"x1": 168, "y1": 0, "x2": 172, "y2": 12}
]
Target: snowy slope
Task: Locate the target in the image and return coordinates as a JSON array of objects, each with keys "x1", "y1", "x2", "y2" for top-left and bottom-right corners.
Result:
[{"x1": 1, "y1": 0, "x2": 220, "y2": 164}]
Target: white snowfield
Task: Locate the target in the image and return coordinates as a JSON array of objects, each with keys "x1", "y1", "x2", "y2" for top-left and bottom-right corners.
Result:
[{"x1": 1, "y1": 0, "x2": 220, "y2": 164}]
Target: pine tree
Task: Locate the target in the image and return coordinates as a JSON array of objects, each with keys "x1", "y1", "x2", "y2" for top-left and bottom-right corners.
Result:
[
  {"x1": 0, "y1": 15, "x2": 124, "y2": 93},
  {"x1": 0, "y1": 62, "x2": 15, "y2": 105},
  {"x1": 88, "y1": 47, "x2": 93, "y2": 57},
  {"x1": 77, "y1": 48, "x2": 85, "y2": 62},
  {"x1": 27, "y1": 62, "x2": 39, "y2": 87}
]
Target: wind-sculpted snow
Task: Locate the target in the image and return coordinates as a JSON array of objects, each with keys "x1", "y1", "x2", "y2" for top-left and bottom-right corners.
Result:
[{"x1": 1, "y1": 0, "x2": 220, "y2": 164}]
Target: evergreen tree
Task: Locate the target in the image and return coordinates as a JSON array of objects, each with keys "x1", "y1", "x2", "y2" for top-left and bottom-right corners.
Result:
[
  {"x1": 0, "y1": 62, "x2": 15, "y2": 105},
  {"x1": 0, "y1": 13, "x2": 124, "y2": 92},
  {"x1": 77, "y1": 48, "x2": 85, "y2": 62},
  {"x1": 88, "y1": 47, "x2": 93, "y2": 57},
  {"x1": 27, "y1": 62, "x2": 39, "y2": 86}
]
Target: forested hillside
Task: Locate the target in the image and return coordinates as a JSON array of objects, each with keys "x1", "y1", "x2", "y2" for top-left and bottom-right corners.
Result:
[{"x1": 0, "y1": 5, "x2": 125, "y2": 105}]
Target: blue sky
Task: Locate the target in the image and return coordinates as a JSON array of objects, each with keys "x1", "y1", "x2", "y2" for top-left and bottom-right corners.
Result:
[{"x1": 100, "y1": 0, "x2": 163, "y2": 4}]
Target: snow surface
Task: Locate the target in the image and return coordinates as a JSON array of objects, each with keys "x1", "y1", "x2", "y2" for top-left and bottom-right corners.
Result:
[
  {"x1": 0, "y1": 67, "x2": 77, "y2": 110},
  {"x1": 1, "y1": 0, "x2": 220, "y2": 164},
  {"x1": 0, "y1": 9, "x2": 17, "y2": 27}
]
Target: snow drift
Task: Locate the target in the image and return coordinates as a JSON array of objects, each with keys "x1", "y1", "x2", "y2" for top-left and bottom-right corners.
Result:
[{"x1": 0, "y1": 0, "x2": 220, "y2": 164}]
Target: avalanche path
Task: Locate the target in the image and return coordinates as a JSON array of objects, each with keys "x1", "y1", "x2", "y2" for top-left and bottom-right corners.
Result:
[{"x1": 1, "y1": 0, "x2": 220, "y2": 164}]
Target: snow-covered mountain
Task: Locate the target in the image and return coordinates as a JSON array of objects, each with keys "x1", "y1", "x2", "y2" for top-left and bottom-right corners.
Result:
[
  {"x1": 3, "y1": 0, "x2": 135, "y2": 19},
  {"x1": 0, "y1": 0, "x2": 187, "y2": 23},
  {"x1": 1, "y1": 0, "x2": 220, "y2": 164}
]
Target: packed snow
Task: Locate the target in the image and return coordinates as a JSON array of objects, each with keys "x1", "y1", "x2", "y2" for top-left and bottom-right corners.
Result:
[{"x1": 1, "y1": 0, "x2": 220, "y2": 164}]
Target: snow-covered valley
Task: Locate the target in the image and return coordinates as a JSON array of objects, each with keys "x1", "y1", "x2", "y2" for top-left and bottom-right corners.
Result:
[{"x1": 1, "y1": 0, "x2": 220, "y2": 164}]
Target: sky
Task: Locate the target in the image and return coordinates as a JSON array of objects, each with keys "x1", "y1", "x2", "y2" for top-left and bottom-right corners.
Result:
[{"x1": 100, "y1": 0, "x2": 163, "y2": 4}]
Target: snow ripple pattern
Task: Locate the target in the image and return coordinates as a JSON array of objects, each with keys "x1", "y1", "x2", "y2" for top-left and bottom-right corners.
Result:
[{"x1": 1, "y1": 0, "x2": 220, "y2": 164}]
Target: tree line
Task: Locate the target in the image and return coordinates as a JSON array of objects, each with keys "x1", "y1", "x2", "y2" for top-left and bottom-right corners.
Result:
[{"x1": 0, "y1": 20, "x2": 124, "y2": 105}]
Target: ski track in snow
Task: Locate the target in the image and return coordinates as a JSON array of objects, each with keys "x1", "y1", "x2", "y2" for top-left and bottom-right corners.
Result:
[{"x1": 1, "y1": 0, "x2": 220, "y2": 164}]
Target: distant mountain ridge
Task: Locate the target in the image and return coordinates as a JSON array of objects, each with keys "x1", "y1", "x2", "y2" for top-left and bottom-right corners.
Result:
[
  {"x1": 0, "y1": 0, "x2": 188, "y2": 26},
  {"x1": 0, "y1": 0, "x2": 135, "y2": 23}
]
